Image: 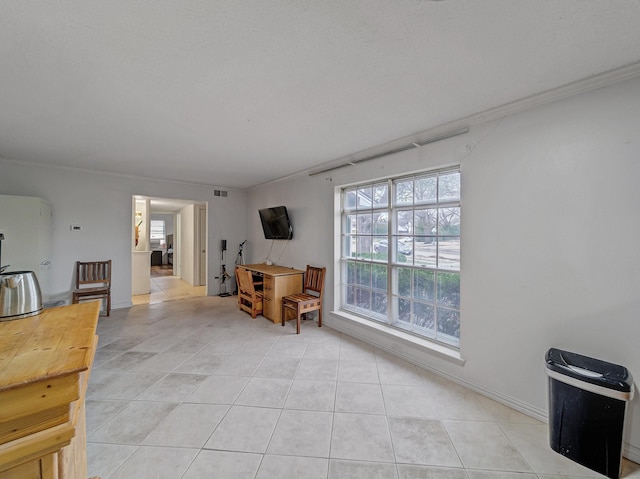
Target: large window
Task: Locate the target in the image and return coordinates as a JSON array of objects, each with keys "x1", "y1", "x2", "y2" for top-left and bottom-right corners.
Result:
[{"x1": 341, "y1": 168, "x2": 461, "y2": 348}]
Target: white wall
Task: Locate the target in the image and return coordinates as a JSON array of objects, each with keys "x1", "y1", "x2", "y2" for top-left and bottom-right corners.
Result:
[
  {"x1": 247, "y1": 75, "x2": 640, "y2": 458},
  {"x1": 0, "y1": 162, "x2": 247, "y2": 307}
]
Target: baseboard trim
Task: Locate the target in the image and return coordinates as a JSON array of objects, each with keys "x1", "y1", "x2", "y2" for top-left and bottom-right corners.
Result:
[
  {"x1": 326, "y1": 312, "x2": 546, "y2": 421},
  {"x1": 326, "y1": 310, "x2": 639, "y2": 458},
  {"x1": 113, "y1": 300, "x2": 133, "y2": 310},
  {"x1": 624, "y1": 440, "x2": 640, "y2": 464}
]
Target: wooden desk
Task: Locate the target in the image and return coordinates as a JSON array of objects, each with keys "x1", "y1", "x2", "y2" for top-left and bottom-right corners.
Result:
[
  {"x1": 237, "y1": 264, "x2": 304, "y2": 323},
  {"x1": 0, "y1": 302, "x2": 99, "y2": 479}
]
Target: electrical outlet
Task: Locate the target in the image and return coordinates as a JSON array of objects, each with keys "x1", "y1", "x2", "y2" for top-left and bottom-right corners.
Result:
[{"x1": 70, "y1": 225, "x2": 83, "y2": 231}]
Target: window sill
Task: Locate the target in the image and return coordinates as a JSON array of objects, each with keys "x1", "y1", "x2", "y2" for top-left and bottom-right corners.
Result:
[{"x1": 330, "y1": 310, "x2": 465, "y2": 365}]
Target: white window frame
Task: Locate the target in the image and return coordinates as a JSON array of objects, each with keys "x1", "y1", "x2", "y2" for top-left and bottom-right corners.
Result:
[{"x1": 339, "y1": 167, "x2": 461, "y2": 348}]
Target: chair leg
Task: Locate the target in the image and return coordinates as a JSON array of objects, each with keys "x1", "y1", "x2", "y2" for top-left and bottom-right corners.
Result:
[
  {"x1": 318, "y1": 308, "x2": 322, "y2": 328},
  {"x1": 107, "y1": 293, "x2": 111, "y2": 316},
  {"x1": 281, "y1": 306, "x2": 286, "y2": 327},
  {"x1": 296, "y1": 311, "x2": 301, "y2": 334}
]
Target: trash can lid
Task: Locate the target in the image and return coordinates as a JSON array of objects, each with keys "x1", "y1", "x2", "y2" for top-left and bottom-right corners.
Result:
[{"x1": 545, "y1": 348, "x2": 633, "y2": 393}]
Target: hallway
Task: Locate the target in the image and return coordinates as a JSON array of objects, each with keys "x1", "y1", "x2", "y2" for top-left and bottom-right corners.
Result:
[{"x1": 132, "y1": 266, "x2": 205, "y2": 305}]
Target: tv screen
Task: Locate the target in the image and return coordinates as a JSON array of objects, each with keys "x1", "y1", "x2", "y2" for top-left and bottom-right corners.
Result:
[{"x1": 259, "y1": 206, "x2": 293, "y2": 240}]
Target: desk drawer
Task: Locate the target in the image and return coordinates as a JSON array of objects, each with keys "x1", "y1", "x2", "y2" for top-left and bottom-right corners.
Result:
[
  {"x1": 262, "y1": 276, "x2": 275, "y2": 297},
  {"x1": 263, "y1": 276, "x2": 276, "y2": 319}
]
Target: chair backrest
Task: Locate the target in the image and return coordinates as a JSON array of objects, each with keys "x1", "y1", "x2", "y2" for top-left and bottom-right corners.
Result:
[
  {"x1": 76, "y1": 260, "x2": 112, "y2": 289},
  {"x1": 236, "y1": 268, "x2": 258, "y2": 296},
  {"x1": 303, "y1": 265, "x2": 326, "y2": 298}
]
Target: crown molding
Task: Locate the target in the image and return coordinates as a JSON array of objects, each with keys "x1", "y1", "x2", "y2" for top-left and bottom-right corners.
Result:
[{"x1": 251, "y1": 61, "x2": 640, "y2": 190}]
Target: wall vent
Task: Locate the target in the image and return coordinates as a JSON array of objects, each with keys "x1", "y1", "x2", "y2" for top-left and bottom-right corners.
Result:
[{"x1": 214, "y1": 189, "x2": 228, "y2": 197}]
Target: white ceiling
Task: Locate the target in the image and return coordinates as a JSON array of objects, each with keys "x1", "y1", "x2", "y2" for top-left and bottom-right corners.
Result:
[{"x1": 1, "y1": 1, "x2": 639, "y2": 189}]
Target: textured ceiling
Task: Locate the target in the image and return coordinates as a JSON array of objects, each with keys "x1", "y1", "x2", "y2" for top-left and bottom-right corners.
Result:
[{"x1": 1, "y1": 1, "x2": 639, "y2": 189}]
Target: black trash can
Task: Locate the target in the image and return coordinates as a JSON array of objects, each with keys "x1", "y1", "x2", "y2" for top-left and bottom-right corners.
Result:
[{"x1": 545, "y1": 348, "x2": 634, "y2": 479}]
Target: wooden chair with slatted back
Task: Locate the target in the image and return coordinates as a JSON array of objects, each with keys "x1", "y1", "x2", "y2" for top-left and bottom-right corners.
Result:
[
  {"x1": 235, "y1": 267, "x2": 264, "y2": 318},
  {"x1": 281, "y1": 265, "x2": 326, "y2": 334},
  {"x1": 72, "y1": 260, "x2": 112, "y2": 316}
]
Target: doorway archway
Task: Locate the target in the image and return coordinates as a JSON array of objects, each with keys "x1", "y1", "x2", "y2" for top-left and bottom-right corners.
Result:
[{"x1": 131, "y1": 196, "x2": 207, "y2": 305}]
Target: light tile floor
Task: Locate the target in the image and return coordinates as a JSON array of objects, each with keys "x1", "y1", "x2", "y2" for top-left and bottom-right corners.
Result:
[
  {"x1": 87, "y1": 296, "x2": 639, "y2": 479},
  {"x1": 131, "y1": 275, "x2": 205, "y2": 305}
]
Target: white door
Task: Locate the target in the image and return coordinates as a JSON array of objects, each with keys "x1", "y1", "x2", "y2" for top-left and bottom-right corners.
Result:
[{"x1": 198, "y1": 206, "x2": 207, "y2": 286}]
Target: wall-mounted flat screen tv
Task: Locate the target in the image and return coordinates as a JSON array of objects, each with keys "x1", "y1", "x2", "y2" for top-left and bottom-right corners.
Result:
[{"x1": 259, "y1": 206, "x2": 293, "y2": 240}]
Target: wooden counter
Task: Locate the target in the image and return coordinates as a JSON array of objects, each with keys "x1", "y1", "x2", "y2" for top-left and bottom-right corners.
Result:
[
  {"x1": 0, "y1": 301, "x2": 100, "y2": 479},
  {"x1": 237, "y1": 264, "x2": 304, "y2": 323}
]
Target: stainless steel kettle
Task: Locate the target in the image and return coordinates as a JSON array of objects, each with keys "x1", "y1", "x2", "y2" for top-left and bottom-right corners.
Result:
[{"x1": 0, "y1": 270, "x2": 43, "y2": 321}]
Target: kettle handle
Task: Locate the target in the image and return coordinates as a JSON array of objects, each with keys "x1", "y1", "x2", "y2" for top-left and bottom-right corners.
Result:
[{"x1": 2, "y1": 274, "x2": 22, "y2": 288}]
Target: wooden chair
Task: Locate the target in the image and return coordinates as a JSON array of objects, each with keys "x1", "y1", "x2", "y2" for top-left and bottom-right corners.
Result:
[
  {"x1": 72, "y1": 260, "x2": 112, "y2": 316},
  {"x1": 235, "y1": 267, "x2": 264, "y2": 318},
  {"x1": 281, "y1": 265, "x2": 326, "y2": 334}
]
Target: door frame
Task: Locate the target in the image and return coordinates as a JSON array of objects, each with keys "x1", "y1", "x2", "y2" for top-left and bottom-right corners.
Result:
[{"x1": 196, "y1": 205, "x2": 207, "y2": 286}]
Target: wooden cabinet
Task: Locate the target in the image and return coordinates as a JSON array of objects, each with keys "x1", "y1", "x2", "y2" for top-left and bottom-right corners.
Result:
[
  {"x1": 237, "y1": 264, "x2": 304, "y2": 323},
  {"x1": 0, "y1": 302, "x2": 99, "y2": 479},
  {"x1": 151, "y1": 250, "x2": 163, "y2": 266}
]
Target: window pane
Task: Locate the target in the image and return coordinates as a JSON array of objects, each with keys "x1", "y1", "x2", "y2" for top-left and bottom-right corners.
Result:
[
  {"x1": 392, "y1": 297, "x2": 411, "y2": 328},
  {"x1": 357, "y1": 213, "x2": 372, "y2": 234},
  {"x1": 399, "y1": 236, "x2": 413, "y2": 257},
  {"x1": 343, "y1": 235, "x2": 356, "y2": 258},
  {"x1": 414, "y1": 208, "x2": 437, "y2": 236},
  {"x1": 372, "y1": 292, "x2": 387, "y2": 317},
  {"x1": 150, "y1": 220, "x2": 165, "y2": 240},
  {"x1": 395, "y1": 210, "x2": 412, "y2": 234},
  {"x1": 373, "y1": 236, "x2": 388, "y2": 261},
  {"x1": 413, "y1": 269, "x2": 434, "y2": 301},
  {"x1": 344, "y1": 284, "x2": 356, "y2": 307},
  {"x1": 373, "y1": 184, "x2": 389, "y2": 207},
  {"x1": 395, "y1": 267, "x2": 411, "y2": 297},
  {"x1": 345, "y1": 214, "x2": 357, "y2": 234},
  {"x1": 414, "y1": 302, "x2": 435, "y2": 332},
  {"x1": 437, "y1": 272, "x2": 460, "y2": 309},
  {"x1": 372, "y1": 264, "x2": 388, "y2": 291},
  {"x1": 373, "y1": 212, "x2": 388, "y2": 235},
  {"x1": 357, "y1": 186, "x2": 373, "y2": 209},
  {"x1": 395, "y1": 179, "x2": 413, "y2": 205},
  {"x1": 439, "y1": 207, "x2": 460, "y2": 236},
  {"x1": 415, "y1": 175, "x2": 437, "y2": 204},
  {"x1": 355, "y1": 288, "x2": 371, "y2": 311},
  {"x1": 356, "y1": 262, "x2": 371, "y2": 287},
  {"x1": 437, "y1": 307, "x2": 460, "y2": 341},
  {"x1": 439, "y1": 171, "x2": 460, "y2": 201},
  {"x1": 394, "y1": 236, "x2": 413, "y2": 264},
  {"x1": 414, "y1": 236, "x2": 437, "y2": 268},
  {"x1": 346, "y1": 261, "x2": 356, "y2": 285},
  {"x1": 439, "y1": 237, "x2": 460, "y2": 271},
  {"x1": 356, "y1": 236, "x2": 372, "y2": 259},
  {"x1": 344, "y1": 189, "x2": 357, "y2": 210}
]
